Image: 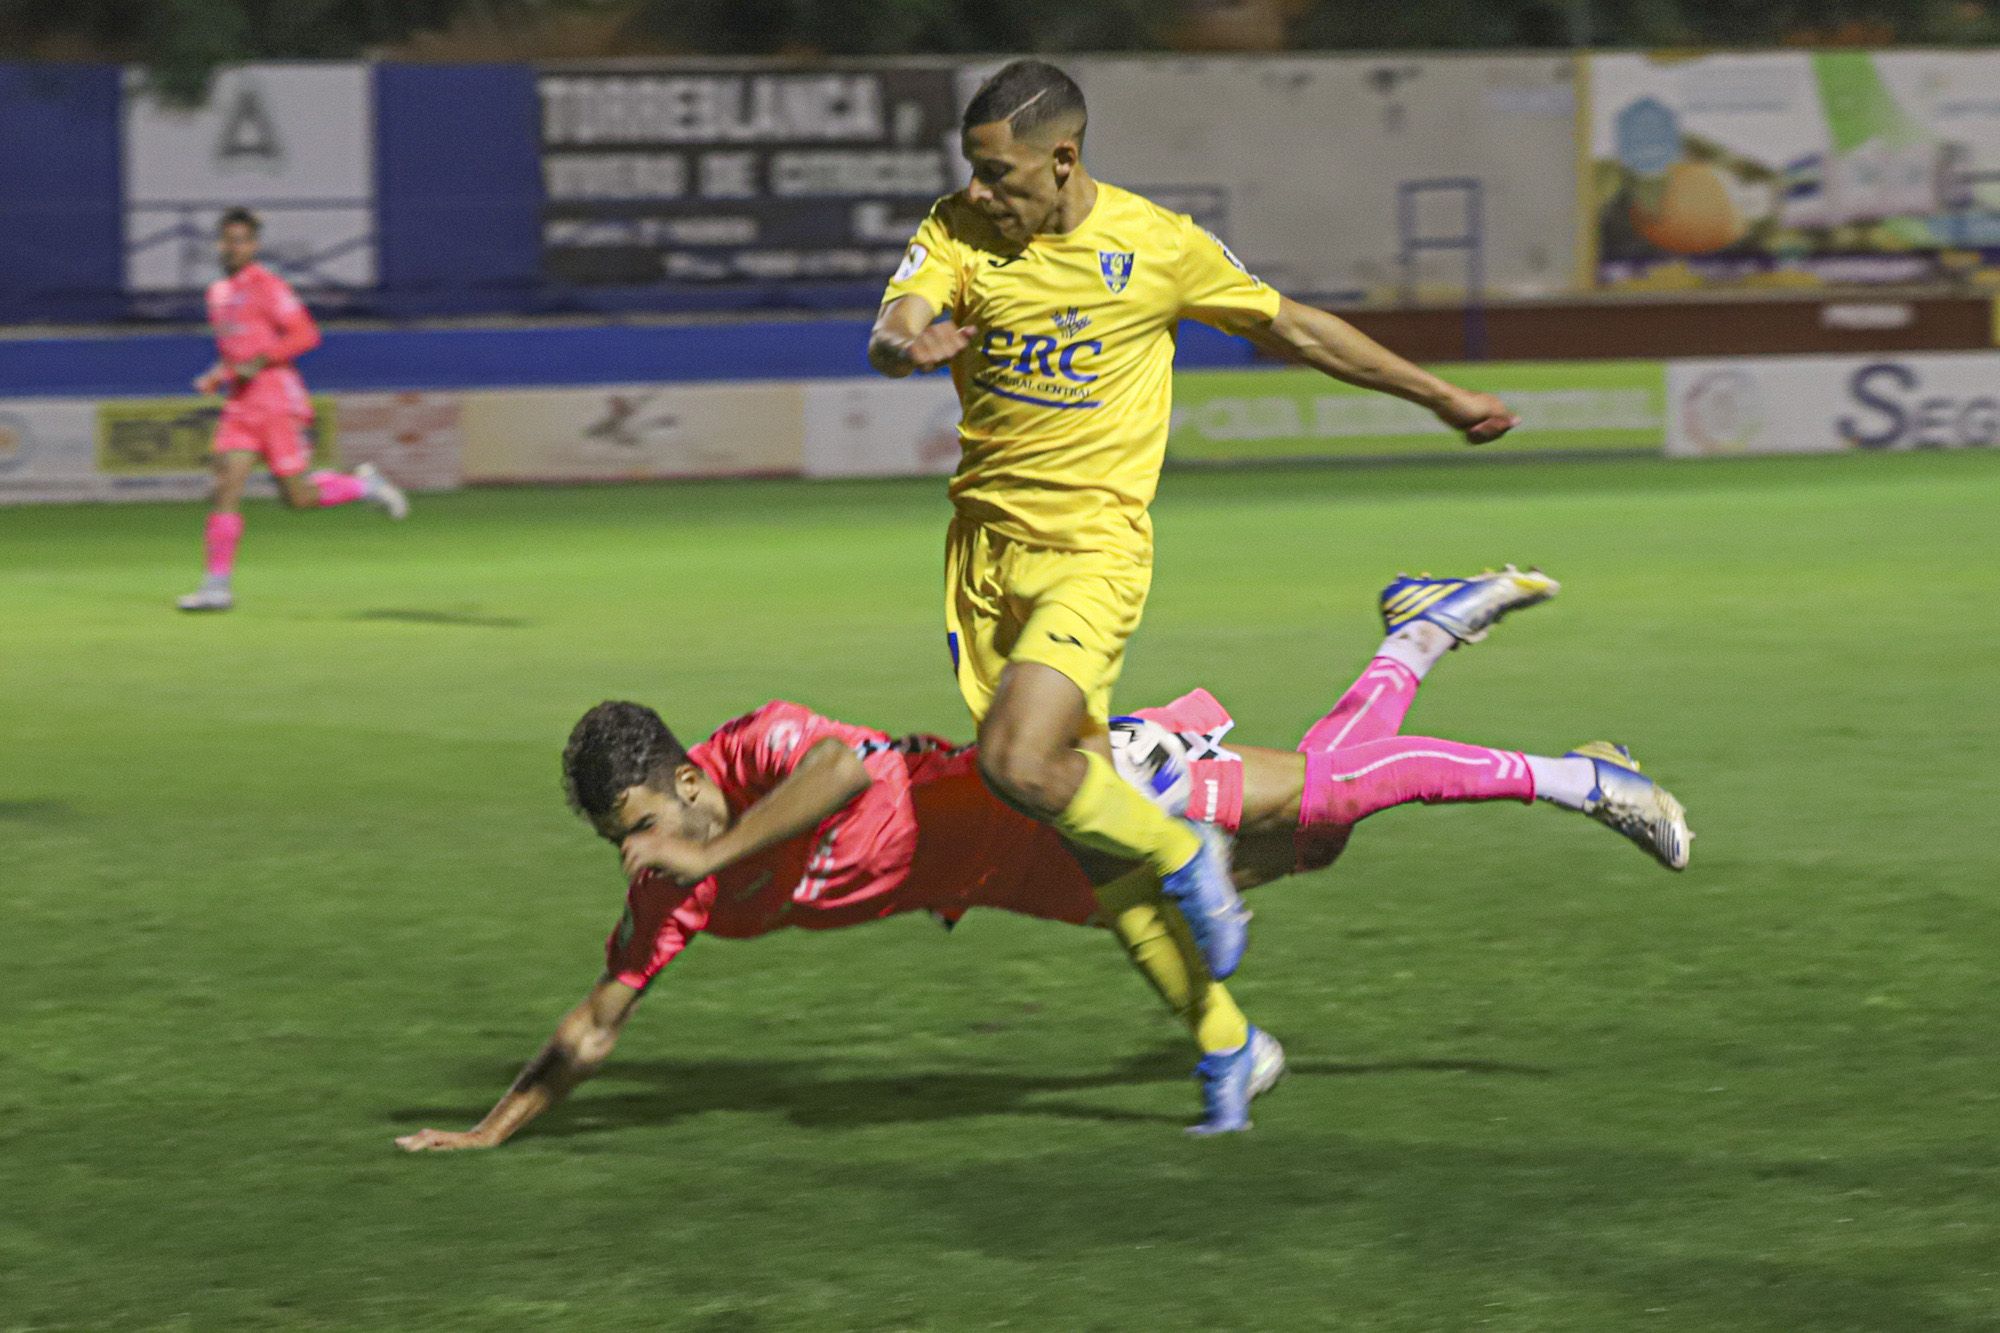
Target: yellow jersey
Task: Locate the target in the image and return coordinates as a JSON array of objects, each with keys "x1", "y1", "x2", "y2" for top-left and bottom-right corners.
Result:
[{"x1": 880, "y1": 183, "x2": 1280, "y2": 555}]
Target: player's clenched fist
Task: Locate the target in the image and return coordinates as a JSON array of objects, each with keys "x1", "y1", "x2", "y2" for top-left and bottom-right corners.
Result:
[
  {"x1": 1437, "y1": 390, "x2": 1520, "y2": 446},
  {"x1": 873, "y1": 321, "x2": 979, "y2": 377},
  {"x1": 620, "y1": 825, "x2": 714, "y2": 886}
]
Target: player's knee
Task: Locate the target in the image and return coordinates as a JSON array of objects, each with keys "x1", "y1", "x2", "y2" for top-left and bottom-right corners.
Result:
[{"x1": 977, "y1": 737, "x2": 1068, "y2": 816}]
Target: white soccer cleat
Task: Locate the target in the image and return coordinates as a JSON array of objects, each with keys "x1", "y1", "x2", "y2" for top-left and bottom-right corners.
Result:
[
  {"x1": 176, "y1": 587, "x2": 234, "y2": 612},
  {"x1": 1566, "y1": 741, "x2": 1694, "y2": 871},
  {"x1": 1378, "y1": 565, "x2": 1560, "y2": 644},
  {"x1": 1248, "y1": 1027, "x2": 1286, "y2": 1100},
  {"x1": 357, "y1": 463, "x2": 409, "y2": 520}
]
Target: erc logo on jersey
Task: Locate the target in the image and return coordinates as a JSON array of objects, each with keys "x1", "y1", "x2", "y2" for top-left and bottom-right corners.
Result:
[
  {"x1": 974, "y1": 324, "x2": 1105, "y2": 409},
  {"x1": 893, "y1": 243, "x2": 928, "y2": 283},
  {"x1": 1098, "y1": 250, "x2": 1135, "y2": 294}
]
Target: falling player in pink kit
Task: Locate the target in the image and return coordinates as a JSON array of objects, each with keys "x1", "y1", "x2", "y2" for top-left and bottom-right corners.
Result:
[
  {"x1": 176, "y1": 208, "x2": 407, "y2": 612},
  {"x1": 397, "y1": 568, "x2": 1693, "y2": 1148}
]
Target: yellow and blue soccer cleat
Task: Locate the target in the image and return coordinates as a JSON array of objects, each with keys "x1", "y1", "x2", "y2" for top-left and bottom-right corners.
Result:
[
  {"x1": 1187, "y1": 1027, "x2": 1286, "y2": 1136},
  {"x1": 1379, "y1": 565, "x2": 1560, "y2": 644},
  {"x1": 1566, "y1": 742, "x2": 1694, "y2": 871},
  {"x1": 1160, "y1": 823, "x2": 1250, "y2": 980}
]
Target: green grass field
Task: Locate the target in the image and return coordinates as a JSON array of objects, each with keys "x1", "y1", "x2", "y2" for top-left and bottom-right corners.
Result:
[{"x1": 4, "y1": 451, "x2": 1998, "y2": 1331}]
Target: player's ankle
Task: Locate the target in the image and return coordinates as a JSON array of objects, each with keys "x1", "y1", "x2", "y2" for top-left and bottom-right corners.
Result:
[{"x1": 1376, "y1": 623, "x2": 1452, "y2": 678}]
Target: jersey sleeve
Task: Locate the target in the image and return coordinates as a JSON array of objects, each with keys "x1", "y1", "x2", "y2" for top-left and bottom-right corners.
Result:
[
  {"x1": 878, "y1": 201, "x2": 965, "y2": 315},
  {"x1": 261, "y1": 275, "x2": 322, "y2": 363},
  {"x1": 700, "y1": 701, "x2": 919, "y2": 908},
  {"x1": 605, "y1": 872, "x2": 715, "y2": 990},
  {"x1": 705, "y1": 701, "x2": 890, "y2": 798},
  {"x1": 1174, "y1": 218, "x2": 1281, "y2": 328}
]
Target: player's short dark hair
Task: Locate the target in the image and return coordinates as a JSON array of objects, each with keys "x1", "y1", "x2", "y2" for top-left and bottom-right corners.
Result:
[
  {"x1": 217, "y1": 207, "x2": 261, "y2": 235},
  {"x1": 562, "y1": 701, "x2": 690, "y2": 822},
  {"x1": 962, "y1": 60, "x2": 1086, "y2": 145}
]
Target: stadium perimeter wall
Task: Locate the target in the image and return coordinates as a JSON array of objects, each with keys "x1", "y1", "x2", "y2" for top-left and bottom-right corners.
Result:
[
  {"x1": 4, "y1": 318, "x2": 1995, "y2": 503},
  {"x1": 14, "y1": 49, "x2": 2000, "y2": 326}
]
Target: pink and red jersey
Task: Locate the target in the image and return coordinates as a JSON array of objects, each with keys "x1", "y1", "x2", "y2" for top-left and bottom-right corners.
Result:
[
  {"x1": 605, "y1": 700, "x2": 1097, "y2": 989},
  {"x1": 205, "y1": 262, "x2": 320, "y2": 420},
  {"x1": 604, "y1": 693, "x2": 1245, "y2": 991}
]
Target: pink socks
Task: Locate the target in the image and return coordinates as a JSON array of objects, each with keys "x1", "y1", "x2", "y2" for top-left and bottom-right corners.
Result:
[
  {"x1": 204, "y1": 512, "x2": 244, "y2": 577},
  {"x1": 308, "y1": 470, "x2": 367, "y2": 506},
  {"x1": 1300, "y1": 739, "x2": 1535, "y2": 830},
  {"x1": 1293, "y1": 652, "x2": 1533, "y2": 871},
  {"x1": 1298, "y1": 657, "x2": 1419, "y2": 752}
]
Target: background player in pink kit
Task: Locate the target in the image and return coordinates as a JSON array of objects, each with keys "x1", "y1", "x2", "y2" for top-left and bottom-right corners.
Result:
[
  {"x1": 176, "y1": 208, "x2": 408, "y2": 612},
  {"x1": 397, "y1": 568, "x2": 1693, "y2": 1148}
]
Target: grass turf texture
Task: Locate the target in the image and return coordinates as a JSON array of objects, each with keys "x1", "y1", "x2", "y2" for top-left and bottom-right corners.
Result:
[{"x1": 3, "y1": 451, "x2": 1997, "y2": 1331}]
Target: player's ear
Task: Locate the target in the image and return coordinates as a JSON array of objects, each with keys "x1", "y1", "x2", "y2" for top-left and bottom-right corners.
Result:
[
  {"x1": 672, "y1": 763, "x2": 705, "y2": 806},
  {"x1": 1052, "y1": 138, "x2": 1078, "y2": 183}
]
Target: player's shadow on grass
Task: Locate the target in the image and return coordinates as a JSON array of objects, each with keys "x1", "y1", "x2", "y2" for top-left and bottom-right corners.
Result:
[
  {"x1": 350, "y1": 608, "x2": 530, "y2": 628},
  {"x1": 1292, "y1": 1056, "x2": 1556, "y2": 1079},
  {"x1": 392, "y1": 1048, "x2": 1553, "y2": 1135},
  {"x1": 0, "y1": 798, "x2": 73, "y2": 822}
]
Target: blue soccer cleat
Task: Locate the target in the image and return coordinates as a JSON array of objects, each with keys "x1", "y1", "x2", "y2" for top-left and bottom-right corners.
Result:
[
  {"x1": 1159, "y1": 823, "x2": 1249, "y2": 980},
  {"x1": 1187, "y1": 1027, "x2": 1286, "y2": 1136},
  {"x1": 1566, "y1": 741, "x2": 1694, "y2": 871},
  {"x1": 1379, "y1": 564, "x2": 1560, "y2": 644}
]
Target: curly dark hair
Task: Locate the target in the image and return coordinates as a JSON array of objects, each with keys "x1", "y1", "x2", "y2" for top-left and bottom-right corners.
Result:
[
  {"x1": 562, "y1": 701, "x2": 689, "y2": 821},
  {"x1": 962, "y1": 60, "x2": 1086, "y2": 145},
  {"x1": 217, "y1": 206, "x2": 261, "y2": 235}
]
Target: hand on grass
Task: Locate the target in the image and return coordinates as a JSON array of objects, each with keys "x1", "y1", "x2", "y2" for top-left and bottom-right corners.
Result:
[{"x1": 396, "y1": 1128, "x2": 498, "y2": 1153}]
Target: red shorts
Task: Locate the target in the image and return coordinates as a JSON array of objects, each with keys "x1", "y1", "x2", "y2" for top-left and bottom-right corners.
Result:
[{"x1": 215, "y1": 409, "x2": 312, "y2": 479}]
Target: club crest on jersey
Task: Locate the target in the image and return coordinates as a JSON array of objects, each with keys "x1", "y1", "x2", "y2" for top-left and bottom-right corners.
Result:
[
  {"x1": 1052, "y1": 306, "x2": 1092, "y2": 338},
  {"x1": 1098, "y1": 251, "x2": 1135, "y2": 294}
]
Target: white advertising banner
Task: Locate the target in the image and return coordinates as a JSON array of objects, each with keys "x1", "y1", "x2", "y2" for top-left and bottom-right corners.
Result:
[
  {"x1": 1590, "y1": 51, "x2": 2000, "y2": 289},
  {"x1": 801, "y1": 378, "x2": 960, "y2": 478},
  {"x1": 124, "y1": 63, "x2": 377, "y2": 292},
  {"x1": 1061, "y1": 54, "x2": 1580, "y2": 303},
  {"x1": 460, "y1": 382, "x2": 805, "y2": 483},
  {"x1": 0, "y1": 400, "x2": 109, "y2": 503},
  {"x1": 334, "y1": 393, "x2": 464, "y2": 492},
  {"x1": 1667, "y1": 352, "x2": 2000, "y2": 456}
]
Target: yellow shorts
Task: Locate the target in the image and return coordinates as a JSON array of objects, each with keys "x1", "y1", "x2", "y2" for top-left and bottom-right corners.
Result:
[{"x1": 943, "y1": 518, "x2": 1152, "y2": 729}]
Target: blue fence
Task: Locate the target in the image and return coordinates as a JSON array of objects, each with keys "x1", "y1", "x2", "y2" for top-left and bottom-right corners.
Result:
[
  {"x1": 0, "y1": 61, "x2": 921, "y2": 325},
  {"x1": 0, "y1": 65, "x2": 125, "y2": 324},
  {"x1": 0, "y1": 318, "x2": 1263, "y2": 399}
]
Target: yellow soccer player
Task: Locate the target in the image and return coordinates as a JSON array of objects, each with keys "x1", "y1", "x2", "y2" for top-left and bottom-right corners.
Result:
[{"x1": 868, "y1": 60, "x2": 1519, "y2": 1092}]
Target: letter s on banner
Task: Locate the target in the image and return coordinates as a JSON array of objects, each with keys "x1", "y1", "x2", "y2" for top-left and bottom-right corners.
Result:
[{"x1": 1840, "y1": 362, "x2": 1915, "y2": 449}]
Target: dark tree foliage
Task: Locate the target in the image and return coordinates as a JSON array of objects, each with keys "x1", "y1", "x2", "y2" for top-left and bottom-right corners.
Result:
[{"x1": 3, "y1": 0, "x2": 1996, "y2": 104}]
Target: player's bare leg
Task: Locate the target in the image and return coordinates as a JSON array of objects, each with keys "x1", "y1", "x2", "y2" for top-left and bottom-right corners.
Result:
[
  {"x1": 178, "y1": 451, "x2": 255, "y2": 611},
  {"x1": 275, "y1": 464, "x2": 407, "y2": 518},
  {"x1": 978, "y1": 662, "x2": 1248, "y2": 977}
]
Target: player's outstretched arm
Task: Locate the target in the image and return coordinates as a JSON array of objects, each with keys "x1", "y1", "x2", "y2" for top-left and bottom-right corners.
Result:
[
  {"x1": 396, "y1": 976, "x2": 641, "y2": 1152},
  {"x1": 868, "y1": 295, "x2": 977, "y2": 378},
  {"x1": 622, "y1": 737, "x2": 873, "y2": 886},
  {"x1": 1237, "y1": 296, "x2": 1519, "y2": 445}
]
